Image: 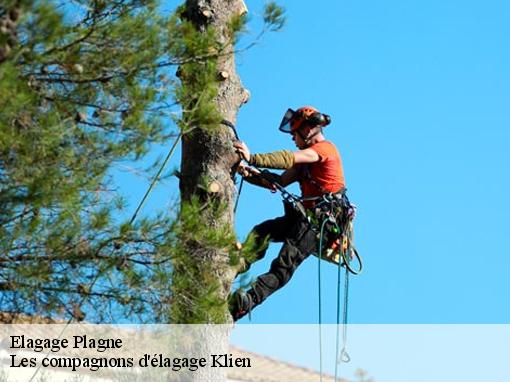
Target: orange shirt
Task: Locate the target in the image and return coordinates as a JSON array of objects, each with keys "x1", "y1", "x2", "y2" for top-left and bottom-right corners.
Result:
[{"x1": 298, "y1": 141, "x2": 345, "y2": 206}]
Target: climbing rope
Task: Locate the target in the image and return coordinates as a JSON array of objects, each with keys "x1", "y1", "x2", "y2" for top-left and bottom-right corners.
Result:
[
  {"x1": 129, "y1": 132, "x2": 182, "y2": 225},
  {"x1": 317, "y1": 217, "x2": 329, "y2": 382},
  {"x1": 233, "y1": 176, "x2": 244, "y2": 214},
  {"x1": 334, "y1": 245, "x2": 351, "y2": 382},
  {"x1": 314, "y1": 195, "x2": 360, "y2": 382},
  {"x1": 220, "y1": 119, "x2": 244, "y2": 214},
  {"x1": 340, "y1": 263, "x2": 350, "y2": 363}
]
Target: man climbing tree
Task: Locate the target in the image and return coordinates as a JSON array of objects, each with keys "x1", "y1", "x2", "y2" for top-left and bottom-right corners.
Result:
[{"x1": 230, "y1": 106, "x2": 347, "y2": 320}]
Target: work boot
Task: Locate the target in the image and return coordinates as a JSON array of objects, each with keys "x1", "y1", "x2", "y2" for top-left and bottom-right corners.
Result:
[{"x1": 228, "y1": 290, "x2": 253, "y2": 321}]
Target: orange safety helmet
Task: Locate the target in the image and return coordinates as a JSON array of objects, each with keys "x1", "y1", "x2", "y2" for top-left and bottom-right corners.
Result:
[{"x1": 278, "y1": 106, "x2": 331, "y2": 134}]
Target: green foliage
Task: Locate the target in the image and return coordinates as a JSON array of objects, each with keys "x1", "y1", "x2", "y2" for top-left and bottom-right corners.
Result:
[
  {"x1": 228, "y1": 13, "x2": 249, "y2": 45},
  {"x1": 0, "y1": 0, "x2": 174, "y2": 322},
  {"x1": 166, "y1": 14, "x2": 223, "y2": 132},
  {"x1": 228, "y1": 230, "x2": 268, "y2": 295},
  {"x1": 169, "y1": 196, "x2": 237, "y2": 323},
  {"x1": 228, "y1": 230, "x2": 264, "y2": 271},
  {"x1": 263, "y1": 2, "x2": 286, "y2": 32}
]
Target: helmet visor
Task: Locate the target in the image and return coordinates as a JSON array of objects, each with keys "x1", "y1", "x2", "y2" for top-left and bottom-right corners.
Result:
[{"x1": 278, "y1": 108, "x2": 296, "y2": 133}]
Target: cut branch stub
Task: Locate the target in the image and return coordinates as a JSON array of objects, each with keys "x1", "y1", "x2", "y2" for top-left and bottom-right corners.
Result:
[
  {"x1": 75, "y1": 112, "x2": 87, "y2": 122},
  {"x1": 217, "y1": 71, "x2": 229, "y2": 81},
  {"x1": 208, "y1": 180, "x2": 222, "y2": 194},
  {"x1": 241, "y1": 88, "x2": 251, "y2": 104},
  {"x1": 234, "y1": 0, "x2": 248, "y2": 16},
  {"x1": 72, "y1": 64, "x2": 84, "y2": 74},
  {"x1": 201, "y1": 9, "x2": 213, "y2": 19}
]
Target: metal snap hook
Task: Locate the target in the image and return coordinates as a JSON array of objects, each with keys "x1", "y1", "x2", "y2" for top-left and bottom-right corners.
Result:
[{"x1": 338, "y1": 348, "x2": 351, "y2": 363}]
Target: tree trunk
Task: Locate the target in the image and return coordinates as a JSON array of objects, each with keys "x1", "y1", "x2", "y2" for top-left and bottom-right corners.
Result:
[{"x1": 175, "y1": 0, "x2": 248, "y2": 379}]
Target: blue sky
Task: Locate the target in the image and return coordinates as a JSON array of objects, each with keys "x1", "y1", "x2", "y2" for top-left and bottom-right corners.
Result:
[
  {"x1": 232, "y1": 0, "x2": 510, "y2": 324},
  {"x1": 134, "y1": 0, "x2": 510, "y2": 324}
]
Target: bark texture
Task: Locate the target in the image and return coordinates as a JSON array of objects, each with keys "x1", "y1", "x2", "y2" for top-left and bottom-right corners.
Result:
[
  {"x1": 176, "y1": 1, "x2": 248, "y2": 380},
  {"x1": 180, "y1": 0, "x2": 247, "y2": 209},
  {"x1": 178, "y1": 0, "x2": 248, "y2": 311}
]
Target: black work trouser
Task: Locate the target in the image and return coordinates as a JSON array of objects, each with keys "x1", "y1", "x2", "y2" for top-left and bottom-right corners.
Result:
[{"x1": 244, "y1": 203, "x2": 318, "y2": 309}]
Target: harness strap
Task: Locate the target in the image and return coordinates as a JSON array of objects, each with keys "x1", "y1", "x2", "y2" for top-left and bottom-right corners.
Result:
[
  {"x1": 301, "y1": 163, "x2": 332, "y2": 196},
  {"x1": 221, "y1": 119, "x2": 239, "y2": 139},
  {"x1": 300, "y1": 189, "x2": 346, "y2": 203}
]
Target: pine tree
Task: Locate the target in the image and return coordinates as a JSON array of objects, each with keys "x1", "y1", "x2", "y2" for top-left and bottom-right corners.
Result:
[
  {"x1": 0, "y1": 0, "x2": 284, "y2": 327},
  {"x1": 1, "y1": 0, "x2": 178, "y2": 322}
]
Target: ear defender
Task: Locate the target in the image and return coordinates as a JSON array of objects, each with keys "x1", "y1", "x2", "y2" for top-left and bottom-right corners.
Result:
[
  {"x1": 308, "y1": 112, "x2": 331, "y2": 127},
  {"x1": 321, "y1": 113, "x2": 331, "y2": 126}
]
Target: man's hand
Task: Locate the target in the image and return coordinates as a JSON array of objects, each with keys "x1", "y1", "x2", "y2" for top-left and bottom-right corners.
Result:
[
  {"x1": 237, "y1": 162, "x2": 259, "y2": 177},
  {"x1": 233, "y1": 140, "x2": 251, "y2": 162},
  {"x1": 237, "y1": 163, "x2": 277, "y2": 192}
]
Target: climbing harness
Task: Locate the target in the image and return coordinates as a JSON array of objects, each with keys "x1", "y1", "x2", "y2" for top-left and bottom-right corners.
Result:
[
  {"x1": 312, "y1": 192, "x2": 362, "y2": 273},
  {"x1": 237, "y1": 165, "x2": 362, "y2": 273}
]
